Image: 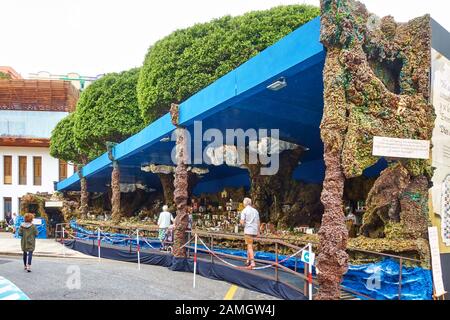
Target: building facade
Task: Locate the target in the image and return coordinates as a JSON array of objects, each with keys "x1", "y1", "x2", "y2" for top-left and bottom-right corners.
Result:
[
  {"x1": 28, "y1": 71, "x2": 102, "y2": 91},
  {"x1": 0, "y1": 77, "x2": 78, "y2": 222}
]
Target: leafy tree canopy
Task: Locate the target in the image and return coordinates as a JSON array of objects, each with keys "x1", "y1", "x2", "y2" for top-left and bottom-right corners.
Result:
[
  {"x1": 73, "y1": 68, "x2": 145, "y2": 160},
  {"x1": 137, "y1": 4, "x2": 320, "y2": 123},
  {"x1": 0, "y1": 72, "x2": 11, "y2": 79},
  {"x1": 50, "y1": 113, "x2": 86, "y2": 165}
]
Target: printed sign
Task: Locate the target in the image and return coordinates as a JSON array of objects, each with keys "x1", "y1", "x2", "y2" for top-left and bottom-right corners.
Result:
[
  {"x1": 372, "y1": 136, "x2": 430, "y2": 160},
  {"x1": 431, "y1": 49, "x2": 450, "y2": 246},
  {"x1": 32, "y1": 219, "x2": 42, "y2": 225},
  {"x1": 428, "y1": 227, "x2": 447, "y2": 297},
  {"x1": 301, "y1": 250, "x2": 315, "y2": 266},
  {"x1": 45, "y1": 201, "x2": 63, "y2": 208}
]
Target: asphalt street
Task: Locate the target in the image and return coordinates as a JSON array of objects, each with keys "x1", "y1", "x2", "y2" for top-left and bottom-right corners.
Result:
[{"x1": 0, "y1": 255, "x2": 277, "y2": 300}]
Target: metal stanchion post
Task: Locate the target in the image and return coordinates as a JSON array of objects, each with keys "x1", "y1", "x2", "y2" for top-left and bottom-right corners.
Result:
[
  {"x1": 97, "y1": 228, "x2": 101, "y2": 261},
  {"x1": 398, "y1": 258, "x2": 403, "y2": 300},
  {"x1": 308, "y1": 243, "x2": 313, "y2": 301},
  {"x1": 275, "y1": 242, "x2": 279, "y2": 281},
  {"x1": 62, "y1": 227, "x2": 66, "y2": 257},
  {"x1": 210, "y1": 236, "x2": 214, "y2": 263},
  {"x1": 193, "y1": 233, "x2": 198, "y2": 289},
  {"x1": 137, "y1": 229, "x2": 141, "y2": 270}
]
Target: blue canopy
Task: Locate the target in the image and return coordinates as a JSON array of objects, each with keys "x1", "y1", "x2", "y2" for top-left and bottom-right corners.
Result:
[{"x1": 57, "y1": 17, "x2": 384, "y2": 195}]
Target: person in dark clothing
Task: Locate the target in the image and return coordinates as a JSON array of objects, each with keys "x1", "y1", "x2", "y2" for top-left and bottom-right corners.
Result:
[{"x1": 18, "y1": 213, "x2": 38, "y2": 272}]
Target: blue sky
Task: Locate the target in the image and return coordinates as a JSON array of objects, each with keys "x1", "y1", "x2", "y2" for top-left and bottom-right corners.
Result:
[{"x1": 1, "y1": 0, "x2": 449, "y2": 77}]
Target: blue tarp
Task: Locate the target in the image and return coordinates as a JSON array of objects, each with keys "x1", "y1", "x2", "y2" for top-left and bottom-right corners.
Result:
[
  {"x1": 69, "y1": 221, "x2": 433, "y2": 300},
  {"x1": 69, "y1": 220, "x2": 161, "y2": 248},
  {"x1": 14, "y1": 216, "x2": 47, "y2": 239}
]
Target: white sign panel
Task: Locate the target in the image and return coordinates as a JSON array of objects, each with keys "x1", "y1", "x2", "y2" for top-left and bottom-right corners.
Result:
[
  {"x1": 32, "y1": 219, "x2": 42, "y2": 225},
  {"x1": 301, "y1": 250, "x2": 315, "y2": 266},
  {"x1": 428, "y1": 227, "x2": 447, "y2": 297},
  {"x1": 430, "y1": 49, "x2": 450, "y2": 246},
  {"x1": 45, "y1": 201, "x2": 63, "y2": 208},
  {"x1": 372, "y1": 136, "x2": 430, "y2": 160}
]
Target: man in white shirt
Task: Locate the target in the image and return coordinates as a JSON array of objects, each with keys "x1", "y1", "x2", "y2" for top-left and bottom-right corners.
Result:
[
  {"x1": 157, "y1": 205, "x2": 174, "y2": 241},
  {"x1": 240, "y1": 198, "x2": 260, "y2": 269}
]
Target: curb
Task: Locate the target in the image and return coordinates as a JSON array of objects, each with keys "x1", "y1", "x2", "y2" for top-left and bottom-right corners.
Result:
[{"x1": 0, "y1": 252, "x2": 96, "y2": 260}]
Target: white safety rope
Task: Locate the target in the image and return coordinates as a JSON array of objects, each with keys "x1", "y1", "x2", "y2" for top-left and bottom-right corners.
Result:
[{"x1": 197, "y1": 235, "x2": 309, "y2": 271}]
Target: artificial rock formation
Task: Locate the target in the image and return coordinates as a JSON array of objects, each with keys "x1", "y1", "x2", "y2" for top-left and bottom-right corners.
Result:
[
  {"x1": 361, "y1": 163, "x2": 430, "y2": 239},
  {"x1": 171, "y1": 104, "x2": 190, "y2": 258},
  {"x1": 79, "y1": 174, "x2": 89, "y2": 218},
  {"x1": 247, "y1": 148, "x2": 305, "y2": 225},
  {"x1": 142, "y1": 164, "x2": 207, "y2": 209},
  {"x1": 317, "y1": 0, "x2": 435, "y2": 300},
  {"x1": 111, "y1": 162, "x2": 121, "y2": 222},
  {"x1": 158, "y1": 174, "x2": 175, "y2": 206},
  {"x1": 107, "y1": 143, "x2": 122, "y2": 223}
]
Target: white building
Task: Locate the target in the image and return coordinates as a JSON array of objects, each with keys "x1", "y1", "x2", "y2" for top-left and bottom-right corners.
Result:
[
  {"x1": 28, "y1": 71, "x2": 102, "y2": 91},
  {"x1": 0, "y1": 76, "x2": 78, "y2": 222}
]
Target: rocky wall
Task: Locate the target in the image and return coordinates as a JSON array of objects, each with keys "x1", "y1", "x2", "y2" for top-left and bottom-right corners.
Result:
[{"x1": 318, "y1": 0, "x2": 435, "y2": 299}]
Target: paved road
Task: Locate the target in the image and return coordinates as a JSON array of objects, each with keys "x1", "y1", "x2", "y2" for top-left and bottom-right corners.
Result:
[{"x1": 0, "y1": 255, "x2": 277, "y2": 300}]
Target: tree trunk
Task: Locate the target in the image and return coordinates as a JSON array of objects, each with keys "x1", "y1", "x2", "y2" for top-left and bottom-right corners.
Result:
[
  {"x1": 78, "y1": 161, "x2": 89, "y2": 219},
  {"x1": 172, "y1": 128, "x2": 189, "y2": 258},
  {"x1": 111, "y1": 162, "x2": 121, "y2": 223},
  {"x1": 247, "y1": 149, "x2": 304, "y2": 224},
  {"x1": 80, "y1": 177, "x2": 89, "y2": 218},
  {"x1": 316, "y1": 45, "x2": 349, "y2": 300},
  {"x1": 315, "y1": 147, "x2": 349, "y2": 300},
  {"x1": 158, "y1": 173, "x2": 175, "y2": 206}
]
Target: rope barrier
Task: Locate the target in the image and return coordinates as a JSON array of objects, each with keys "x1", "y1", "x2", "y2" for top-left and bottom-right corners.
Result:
[
  {"x1": 61, "y1": 226, "x2": 311, "y2": 273},
  {"x1": 141, "y1": 237, "x2": 158, "y2": 250},
  {"x1": 197, "y1": 235, "x2": 309, "y2": 271},
  {"x1": 59, "y1": 224, "x2": 315, "y2": 299}
]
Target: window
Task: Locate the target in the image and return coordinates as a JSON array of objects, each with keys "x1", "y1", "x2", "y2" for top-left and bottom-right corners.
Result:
[
  {"x1": 59, "y1": 159, "x2": 68, "y2": 181},
  {"x1": 3, "y1": 156, "x2": 12, "y2": 185},
  {"x1": 3, "y1": 198, "x2": 12, "y2": 221},
  {"x1": 18, "y1": 156, "x2": 27, "y2": 185},
  {"x1": 33, "y1": 156, "x2": 42, "y2": 186}
]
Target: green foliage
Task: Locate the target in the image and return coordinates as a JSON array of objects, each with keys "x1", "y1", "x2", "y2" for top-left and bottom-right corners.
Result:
[
  {"x1": 138, "y1": 4, "x2": 320, "y2": 123},
  {"x1": 50, "y1": 113, "x2": 85, "y2": 164},
  {"x1": 73, "y1": 68, "x2": 145, "y2": 160},
  {"x1": 0, "y1": 72, "x2": 11, "y2": 80}
]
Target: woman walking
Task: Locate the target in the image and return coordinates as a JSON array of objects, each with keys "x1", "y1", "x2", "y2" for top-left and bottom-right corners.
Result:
[{"x1": 18, "y1": 213, "x2": 38, "y2": 273}]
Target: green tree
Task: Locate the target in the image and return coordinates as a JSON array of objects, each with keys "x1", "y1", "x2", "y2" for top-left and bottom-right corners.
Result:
[
  {"x1": 0, "y1": 72, "x2": 11, "y2": 79},
  {"x1": 50, "y1": 113, "x2": 90, "y2": 217},
  {"x1": 74, "y1": 68, "x2": 145, "y2": 160},
  {"x1": 138, "y1": 4, "x2": 320, "y2": 123},
  {"x1": 50, "y1": 113, "x2": 86, "y2": 165}
]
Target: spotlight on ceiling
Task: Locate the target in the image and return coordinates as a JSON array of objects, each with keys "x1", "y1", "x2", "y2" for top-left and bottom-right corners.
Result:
[
  {"x1": 160, "y1": 136, "x2": 171, "y2": 143},
  {"x1": 267, "y1": 77, "x2": 287, "y2": 91}
]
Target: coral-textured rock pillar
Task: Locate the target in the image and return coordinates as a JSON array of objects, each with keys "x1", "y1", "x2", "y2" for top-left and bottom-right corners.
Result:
[
  {"x1": 111, "y1": 161, "x2": 121, "y2": 223},
  {"x1": 107, "y1": 142, "x2": 121, "y2": 223},
  {"x1": 78, "y1": 170, "x2": 89, "y2": 218},
  {"x1": 317, "y1": 0, "x2": 434, "y2": 299},
  {"x1": 316, "y1": 46, "x2": 349, "y2": 300},
  {"x1": 171, "y1": 104, "x2": 190, "y2": 258}
]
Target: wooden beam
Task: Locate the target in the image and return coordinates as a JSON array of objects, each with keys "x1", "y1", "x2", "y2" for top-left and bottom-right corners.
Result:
[{"x1": 0, "y1": 137, "x2": 50, "y2": 147}]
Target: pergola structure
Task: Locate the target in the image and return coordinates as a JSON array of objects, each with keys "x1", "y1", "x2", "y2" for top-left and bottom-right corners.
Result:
[{"x1": 57, "y1": 17, "x2": 384, "y2": 195}]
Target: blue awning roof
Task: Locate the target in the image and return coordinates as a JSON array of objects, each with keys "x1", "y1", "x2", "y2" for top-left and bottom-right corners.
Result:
[{"x1": 57, "y1": 17, "x2": 328, "y2": 194}]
